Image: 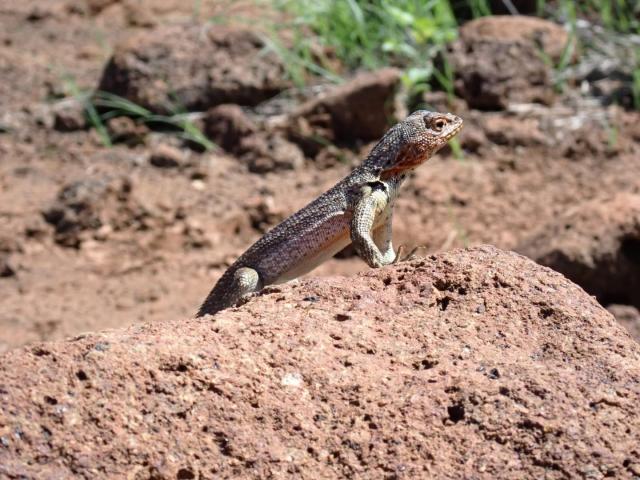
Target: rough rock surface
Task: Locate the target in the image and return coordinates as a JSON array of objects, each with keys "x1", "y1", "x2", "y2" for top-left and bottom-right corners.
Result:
[
  {"x1": 518, "y1": 193, "x2": 640, "y2": 308},
  {"x1": 287, "y1": 68, "x2": 404, "y2": 150},
  {"x1": 448, "y1": 16, "x2": 569, "y2": 109},
  {"x1": 98, "y1": 24, "x2": 290, "y2": 113},
  {"x1": 459, "y1": 15, "x2": 570, "y2": 63},
  {"x1": 1, "y1": 246, "x2": 639, "y2": 479}
]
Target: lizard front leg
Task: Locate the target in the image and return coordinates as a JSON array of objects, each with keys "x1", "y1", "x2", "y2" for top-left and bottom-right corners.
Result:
[{"x1": 350, "y1": 185, "x2": 397, "y2": 268}]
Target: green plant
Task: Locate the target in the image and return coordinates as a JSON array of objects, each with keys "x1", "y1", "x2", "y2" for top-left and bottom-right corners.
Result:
[
  {"x1": 62, "y1": 77, "x2": 112, "y2": 147},
  {"x1": 272, "y1": 0, "x2": 457, "y2": 84},
  {"x1": 633, "y1": 63, "x2": 640, "y2": 111},
  {"x1": 91, "y1": 91, "x2": 215, "y2": 151},
  {"x1": 468, "y1": 0, "x2": 492, "y2": 18},
  {"x1": 538, "y1": 0, "x2": 640, "y2": 34}
]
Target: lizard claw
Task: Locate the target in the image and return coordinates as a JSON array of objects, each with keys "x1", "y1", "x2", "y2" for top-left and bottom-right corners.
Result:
[{"x1": 394, "y1": 244, "x2": 427, "y2": 263}]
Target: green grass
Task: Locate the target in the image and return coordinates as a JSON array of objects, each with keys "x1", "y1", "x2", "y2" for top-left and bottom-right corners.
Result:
[
  {"x1": 59, "y1": 77, "x2": 215, "y2": 151},
  {"x1": 272, "y1": 0, "x2": 640, "y2": 112},
  {"x1": 91, "y1": 91, "x2": 215, "y2": 151},
  {"x1": 272, "y1": 0, "x2": 458, "y2": 92},
  {"x1": 62, "y1": 77, "x2": 112, "y2": 147}
]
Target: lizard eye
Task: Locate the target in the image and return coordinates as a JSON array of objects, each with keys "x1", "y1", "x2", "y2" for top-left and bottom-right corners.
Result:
[{"x1": 432, "y1": 118, "x2": 448, "y2": 132}]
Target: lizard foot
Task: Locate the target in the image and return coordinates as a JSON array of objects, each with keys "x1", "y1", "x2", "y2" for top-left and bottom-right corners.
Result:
[{"x1": 394, "y1": 245, "x2": 428, "y2": 264}]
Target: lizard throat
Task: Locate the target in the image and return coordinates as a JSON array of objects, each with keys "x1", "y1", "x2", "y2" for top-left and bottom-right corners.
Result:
[{"x1": 380, "y1": 145, "x2": 429, "y2": 180}]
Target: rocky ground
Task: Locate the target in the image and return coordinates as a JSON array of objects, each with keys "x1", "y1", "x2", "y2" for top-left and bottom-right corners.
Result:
[
  {"x1": 1, "y1": 0, "x2": 639, "y2": 352},
  {"x1": 1, "y1": 0, "x2": 639, "y2": 476},
  {"x1": 1, "y1": 246, "x2": 639, "y2": 479}
]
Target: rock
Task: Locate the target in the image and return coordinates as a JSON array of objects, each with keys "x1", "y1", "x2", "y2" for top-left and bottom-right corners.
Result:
[
  {"x1": 52, "y1": 98, "x2": 87, "y2": 132},
  {"x1": 459, "y1": 16, "x2": 570, "y2": 63},
  {"x1": 203, "y1": 104, "x2": 303, "y2": 172},
  {"x1": 149, "y1": 144, "x2": 186, "y2": 169},
  {"x1": 452, "y1": 0, "x2": 538, "y2": 20},
  {"x1": 84, "y1": 0, "x2": 120, "y2": 14},
  {"x1": 458, "y1": 124, "x2": 486, "y2": 153},
  {"x1": 245, "y1": 196, "x2": 286, "y2": 234},
  {"x1": 0, "y1": 255, "x2": 15, "y2": 278},
  {"x1": 98, "y1": 25, "x2": 290, "y2": 114},
  {"x1": 203, "y1": 104, "x2": 257, "y2": 152},
  {"x1": 447, "y1": 16, "x2": 569, "y2": 110},
  {"x1": 608, "y1": 304, "x2": 640, "y2": 342},
  {"x1": 483, "y1": 114, "x2": 546, "y2": 146},
  {"x1": 105, "y1": 116, "x2": 148, "y2": 146},
  {"x1": 559, "y1": 125, "x2": 616, "y2": 159},
  {"x1": 240, "y1": 133, "x2": 304, "y2": 173},
  {"x1": 41, "y1": 176, "x2": 149, "y2": 248},
  {"x1": 1, "y1": 246, "x2": 639, "y2": 478},
  {"x1": 288, "y1": 68, "x2": 403, "y2": 150},
  {"x1": 0, "y1": 235, "x2": 21, "y2": 254},
  {"x1": 517, "y1": 193, "x2": 640, "y2": 308}
]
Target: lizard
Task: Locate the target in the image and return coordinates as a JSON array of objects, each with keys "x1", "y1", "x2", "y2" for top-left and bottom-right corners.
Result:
[{"x1": 196, "y1": 109, "x2": 463, "y2": 316}]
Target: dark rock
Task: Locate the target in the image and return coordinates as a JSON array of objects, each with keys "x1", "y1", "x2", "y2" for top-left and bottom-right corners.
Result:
[
  {"x1": 288, "y1": 68, "x2": 403, "y2": 148},
  {"x1": 240, "y1": 134, "x2": 304, "y2": 173},
  {"x1": 203, "y1": 104, "x2": 257, "y2": 152},
  {"x1": 85, "y1": 0, "x2": 120, "y2": 15},
  {"x1": 459, "y1": 16, "x2": 571, "y2": 63},
  {"x1": 98, "y1": 25, "x2": 290, "y2": 114},
  {"x1": 106, "y1": 117, "x2": 148, "y2": 146},
  {"x1": 203, "y1": 104, "x2": 304, "y2": 173},
  {"x1": 483, "y1": 114, "x2": 546, "y2": 146},
  {"x1": 245, "y1": 197, "x2": 286, "y2": 234},
  {"x1": 0, "y1": 255, "x2": 15, "y2": 278},
  {"x1": 41, "y1": 176, "x2": 149, "y2": 248}
]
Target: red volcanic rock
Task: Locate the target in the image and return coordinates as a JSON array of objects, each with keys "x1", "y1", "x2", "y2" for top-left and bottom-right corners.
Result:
[{"x1": 0, "y1": 246, "x2": 638, "y2": 478}]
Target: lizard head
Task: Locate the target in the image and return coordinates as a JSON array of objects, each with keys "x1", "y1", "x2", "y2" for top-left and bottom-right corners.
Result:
[{"x1": 374, "y1": 110, "x2": 463, "y2": 179}]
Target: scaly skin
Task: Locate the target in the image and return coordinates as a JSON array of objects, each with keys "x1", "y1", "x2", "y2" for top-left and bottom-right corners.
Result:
[{"x1": 197, "y1": 110, "x2": 463, "y2": 316}]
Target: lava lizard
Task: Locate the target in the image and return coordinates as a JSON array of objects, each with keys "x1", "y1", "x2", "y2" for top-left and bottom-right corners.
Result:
[{"x1": 197, "y1": 110, "x2": 463, "y2": 316}]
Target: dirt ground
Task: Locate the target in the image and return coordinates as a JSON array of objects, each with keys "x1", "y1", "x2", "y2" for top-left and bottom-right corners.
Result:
[{"x1": 1, "y1": 0, "x2": 639, "y2": 355}]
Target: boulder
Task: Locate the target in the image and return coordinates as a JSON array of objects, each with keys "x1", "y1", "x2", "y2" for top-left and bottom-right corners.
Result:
[
  {"x1": 1, "y1": 246, "x2": 638, "y2": 478},
  {"x1": 518, "y1": 193, "x2": 640, "y2": 308},
  {"x1": 204, "y1": 104, "x2": 304, "y2": 173},
  {"x1": 447, "y1": 16, "x2": 571, "y2": 110},
  {"x1": 287, "y1": 68, "x2": 404, "y2": 151},
  {"x1": 459, "y1": 15, "x2": 571, "y2": 63},
  {"x1": 98, "y1": 25, "x2": 290, "y2": 114}
]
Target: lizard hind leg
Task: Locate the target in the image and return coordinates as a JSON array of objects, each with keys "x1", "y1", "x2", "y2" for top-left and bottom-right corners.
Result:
[
  {"x1": 227, "y1": 266, "x2": 263, "y2": 308},
  {"x1": 197, "y1": 266, "x2": 263, "y2": 317}
]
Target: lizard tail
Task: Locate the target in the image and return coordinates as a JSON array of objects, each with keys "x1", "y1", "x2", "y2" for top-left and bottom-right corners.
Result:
[{"x1": 196, "y1": 269, "x2": 234, "y2": 317}]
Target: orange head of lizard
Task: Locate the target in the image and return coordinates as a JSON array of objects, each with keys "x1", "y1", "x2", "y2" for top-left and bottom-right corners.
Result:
[{"x1": 377, "y1": 110, "x2": 463, "y2": 179}]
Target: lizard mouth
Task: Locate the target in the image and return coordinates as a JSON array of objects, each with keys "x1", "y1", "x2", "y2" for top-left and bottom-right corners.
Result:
[
  {"x1": 444, "y1": 121, "x2": 464, "y2": 141},
  {"x1": 380, "y1": 121, "x2": 463, "y2": 179}
]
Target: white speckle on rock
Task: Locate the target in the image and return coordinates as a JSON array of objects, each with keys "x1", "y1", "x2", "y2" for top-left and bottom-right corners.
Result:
[
  {"x1": 191, "y1": 179, "x2": 206, "y2": 191},
  {"x1": 281, "y1": 372, "x2": 303, "y2": 387}
]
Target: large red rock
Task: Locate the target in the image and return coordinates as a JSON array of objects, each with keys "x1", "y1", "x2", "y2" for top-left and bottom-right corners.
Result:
[
  {"x1": 287, "y1": 68, "x2": 404, "y2": 147},
  {"x1": 1, "y1": 246, "x2": 638, "y2": 478},
  {"x1": 459, "y1": 15, "x2": 571, "y2": 63},
  {"x1": 98, "y1": 24, "x2": 290, "y2": 113},
  {"x1": 448, "y1": 16, "x2": 571, "y2": 110}
]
